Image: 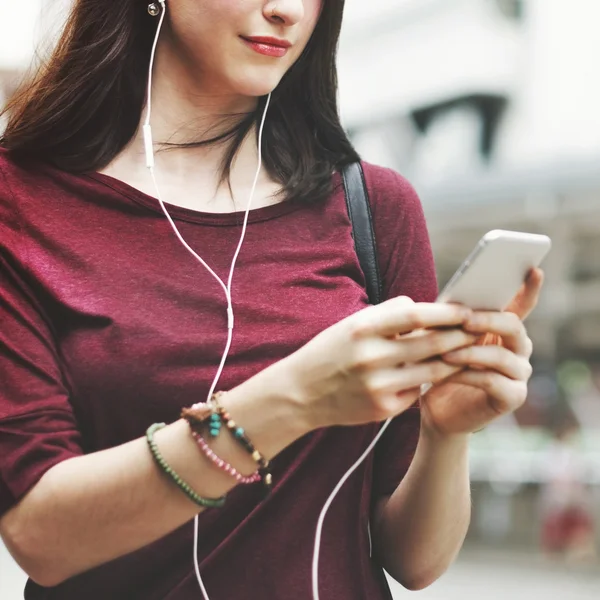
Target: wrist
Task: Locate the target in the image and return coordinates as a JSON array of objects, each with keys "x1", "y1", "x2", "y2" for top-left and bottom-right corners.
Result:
[
  {"x1": 223, "y1": 361, "x2": 315, "y2": 461},
  {"x1": 266, "y1": 353, "x2": 329, "y2": 432},
  {"x1": 419, "y1": 419, "x2": 471, "y2": 450},
  {"x1": 413, "y1": 424, "x2": 471, "y2": 485}
]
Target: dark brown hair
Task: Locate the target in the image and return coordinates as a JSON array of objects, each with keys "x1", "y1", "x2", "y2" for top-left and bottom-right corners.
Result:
[{"x1": 0, "y1": 1, "x2": 359, "y2": 205}]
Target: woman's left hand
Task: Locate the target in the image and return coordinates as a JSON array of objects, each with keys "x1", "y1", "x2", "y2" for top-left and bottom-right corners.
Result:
[{"x1": 420, "y1": 268, "x2": 545, "y2": 437}]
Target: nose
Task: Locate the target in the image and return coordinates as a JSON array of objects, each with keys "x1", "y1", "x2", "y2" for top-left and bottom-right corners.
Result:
[{"x1": 264, "y1": 0, "x2": 305, "y2": 27}]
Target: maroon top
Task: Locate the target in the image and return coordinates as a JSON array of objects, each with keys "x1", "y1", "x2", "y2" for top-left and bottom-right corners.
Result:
[{"x1": 0, "y1": 149, "x2": 437, "y2": 600}]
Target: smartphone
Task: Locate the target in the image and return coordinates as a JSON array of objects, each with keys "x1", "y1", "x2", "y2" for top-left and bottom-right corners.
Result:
[{"x1": 436, "y1": 230, "x2": 552, "y2": 311}]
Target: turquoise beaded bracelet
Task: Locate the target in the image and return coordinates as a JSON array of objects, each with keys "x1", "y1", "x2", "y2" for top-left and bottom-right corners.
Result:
[
  {"x1": 181, "y1": 393, "x2": 273, "y2": 492},
  {"x1": 146, "y1": 422, "x2": 226, "y2": 509}
]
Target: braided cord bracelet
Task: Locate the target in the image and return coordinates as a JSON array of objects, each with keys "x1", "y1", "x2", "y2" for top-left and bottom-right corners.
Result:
[
  {"x1": 182, "y1": 392, "x2": 273, "y2": 491},
  {"x1": 146, "y1": 422, "x2": 226, "y2": 509},
  {"x1": 218, "y1": 406, "x2": 273, "y2": 490}
]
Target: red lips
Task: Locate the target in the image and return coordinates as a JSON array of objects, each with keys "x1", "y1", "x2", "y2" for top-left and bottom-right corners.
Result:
[
  {"x1": 243, "y1": 36, "x2": 292, "y2": 48},
  {"x1": 241, "y1": 36, "x2": 292, "y2": 58}
]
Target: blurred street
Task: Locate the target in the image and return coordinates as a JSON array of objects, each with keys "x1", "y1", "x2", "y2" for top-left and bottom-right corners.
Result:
[{"x1": 389, "y1": 549, "x2": 600, "y2": 600}]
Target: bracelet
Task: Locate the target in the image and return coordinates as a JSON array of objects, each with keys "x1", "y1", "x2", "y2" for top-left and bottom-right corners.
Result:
[
  {"x1": 146, "y1": 423, "x2": 227, "y2": 509},
  {"x1": 218, "y1": 405, "x2": 272, "y2": 490},
  {"x1": 190, "y1": 429, "x2": 262, "y2": 485},
  {"x1": 182, "y1": 392, "x2": 273, "y2": 491}
]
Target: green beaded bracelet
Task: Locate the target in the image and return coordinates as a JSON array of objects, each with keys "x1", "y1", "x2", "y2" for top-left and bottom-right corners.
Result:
[{"x1": 146, "y1": 423, "x2": 226, "y2": 509}]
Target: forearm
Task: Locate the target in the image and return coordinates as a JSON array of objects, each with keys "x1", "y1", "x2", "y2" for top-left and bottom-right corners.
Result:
[
  {"x1": 372, "y1": 427, "x2": 471, "y2": 591},
  {"x1": 0, "y1": 363, "x2": 309, "y2": 587}
]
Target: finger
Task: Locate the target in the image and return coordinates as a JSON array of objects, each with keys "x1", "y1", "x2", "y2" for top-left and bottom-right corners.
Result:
[
  {"x1": 376, "y1": 387, "x2": 423, "y2": 421},
  {"x1": 355, "y1": 298, "x2": 472, "y2": 339},
  {"x1": 444, "y1": 370, "x2": 528, "y2": 414},
  {"x1": 442, "y1": 345, "x2": 533, "y2": 382},
  {"x1": 396, "y1": 329, "x2": 478, "y2": 364},
  {"x1": 505, "y1": 268, "x2": 545, "y2": 320},
  {"x1": 354, "y1": 329, "x2": 478, "y2": 369},
  {"x1": 365, "y1": 361, "x2": 463, "y2": 397},
  {"x1": 463, "y1": 311, "x2": 531, "y2": 355}
]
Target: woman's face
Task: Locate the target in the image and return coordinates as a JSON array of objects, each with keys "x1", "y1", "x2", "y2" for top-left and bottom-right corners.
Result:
[{"x1": 164, "y1": 0, "x2": 323, "y2": 98}]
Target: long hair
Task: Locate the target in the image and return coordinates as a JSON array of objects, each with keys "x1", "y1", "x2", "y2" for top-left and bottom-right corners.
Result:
[{"x1": 0, "y1": 1, "x2": 359, "y2": 205}]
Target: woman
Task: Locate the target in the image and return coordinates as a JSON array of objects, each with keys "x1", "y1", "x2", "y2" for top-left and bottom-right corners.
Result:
[{"x1": 0, "y1": 1, "x2": 543, "y2": 599}]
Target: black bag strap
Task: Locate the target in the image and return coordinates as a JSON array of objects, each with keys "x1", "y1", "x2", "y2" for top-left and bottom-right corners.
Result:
[{"x1": 341, "y1": 162, "x2": 383, "y2": 305}]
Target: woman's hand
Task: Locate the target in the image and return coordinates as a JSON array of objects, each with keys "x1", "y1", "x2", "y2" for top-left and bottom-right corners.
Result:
[
  {"x1": 281, "y1": 296, "x2": 477, "y2": 430},
  {"x1": 420, "y1": 268, "x2": 545, "y2": 437}
]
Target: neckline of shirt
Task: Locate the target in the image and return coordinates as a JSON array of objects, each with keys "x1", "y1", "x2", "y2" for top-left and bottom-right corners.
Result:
[{"x1": 85, "y1": 171, "x2": 306, "y2": 226}]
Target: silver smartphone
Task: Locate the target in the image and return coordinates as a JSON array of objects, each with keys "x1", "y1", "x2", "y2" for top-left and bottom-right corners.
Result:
[{"x1": 436, "y1": 230, "x2": 552, "y2": 311}]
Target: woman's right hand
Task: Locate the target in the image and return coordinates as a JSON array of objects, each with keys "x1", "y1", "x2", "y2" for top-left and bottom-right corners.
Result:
[{"x1": 280, "y1": 296, "x2": 477, "y2": 430}]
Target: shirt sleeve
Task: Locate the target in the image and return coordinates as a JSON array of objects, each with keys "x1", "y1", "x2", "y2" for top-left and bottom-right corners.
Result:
[
  {"x1": 0, "y1": 164, "x2": 83, "y2": 517},
  {"x1": 361, "y1": 163, "x2": 438, "y2": 500}
]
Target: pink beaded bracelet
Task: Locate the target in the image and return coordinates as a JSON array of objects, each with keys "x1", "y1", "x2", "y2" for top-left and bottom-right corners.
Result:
[{"x1": 191, "y1": 430, "x2": 262, "y2": 485}]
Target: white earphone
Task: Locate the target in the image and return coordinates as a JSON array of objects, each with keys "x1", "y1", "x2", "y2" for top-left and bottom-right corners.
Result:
[{"x1": 144, "y1": 3, "x2": 392, "y2": 599}]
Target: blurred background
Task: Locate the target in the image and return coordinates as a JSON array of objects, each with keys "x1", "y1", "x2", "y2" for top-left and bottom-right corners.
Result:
[{"x1": 1, "y1": 0, "x2": 599, "y2": 598}]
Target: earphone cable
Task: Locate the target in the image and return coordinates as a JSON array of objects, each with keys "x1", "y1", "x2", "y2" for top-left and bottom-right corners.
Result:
[
  {"x1": 143, "y1": 3, "x2": 271, "y2": 598},
  {"x1": 143, "y1": 4, "x2": 386, "y2": 599},
  {"x1": 311, "y1": 417, "x2": 392, "y2": 600}
]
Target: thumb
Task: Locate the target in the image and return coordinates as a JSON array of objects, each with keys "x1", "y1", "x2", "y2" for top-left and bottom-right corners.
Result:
[{"x1": 506, "y1": 268, "x2": 544, "y2": 320}]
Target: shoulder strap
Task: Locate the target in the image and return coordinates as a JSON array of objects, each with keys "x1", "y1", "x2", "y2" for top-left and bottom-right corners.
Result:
[{"x1": 341, "y1": 162, "x2": 383, "y2": 305}]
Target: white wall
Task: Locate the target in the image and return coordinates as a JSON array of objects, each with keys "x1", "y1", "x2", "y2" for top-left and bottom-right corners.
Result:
[
  {"x1": 0, "y1": 0, "x2": 71, "y2": 73},
  {"x1": 0, "y1": 0, "x2": 42, "y2": 70},
  {"x1": 0, "y1": 540, "x2": 27, "y2": 599}
]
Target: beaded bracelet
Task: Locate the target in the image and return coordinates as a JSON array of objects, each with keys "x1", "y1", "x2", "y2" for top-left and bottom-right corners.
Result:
[
  {"x1": 146, "y1": 423, "x2": 226, "y2": 509},
  {"x1": 190, "y1": 429, "x2": 262, "y2": 485},
  {"x1": 182, "y1": 392, "x2": 273, "y2": 491}
]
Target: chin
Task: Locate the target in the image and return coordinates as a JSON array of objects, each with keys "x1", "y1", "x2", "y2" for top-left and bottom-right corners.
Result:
[{"x1": 229, "y1": 69, "x2": 284, "y2": 99}]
